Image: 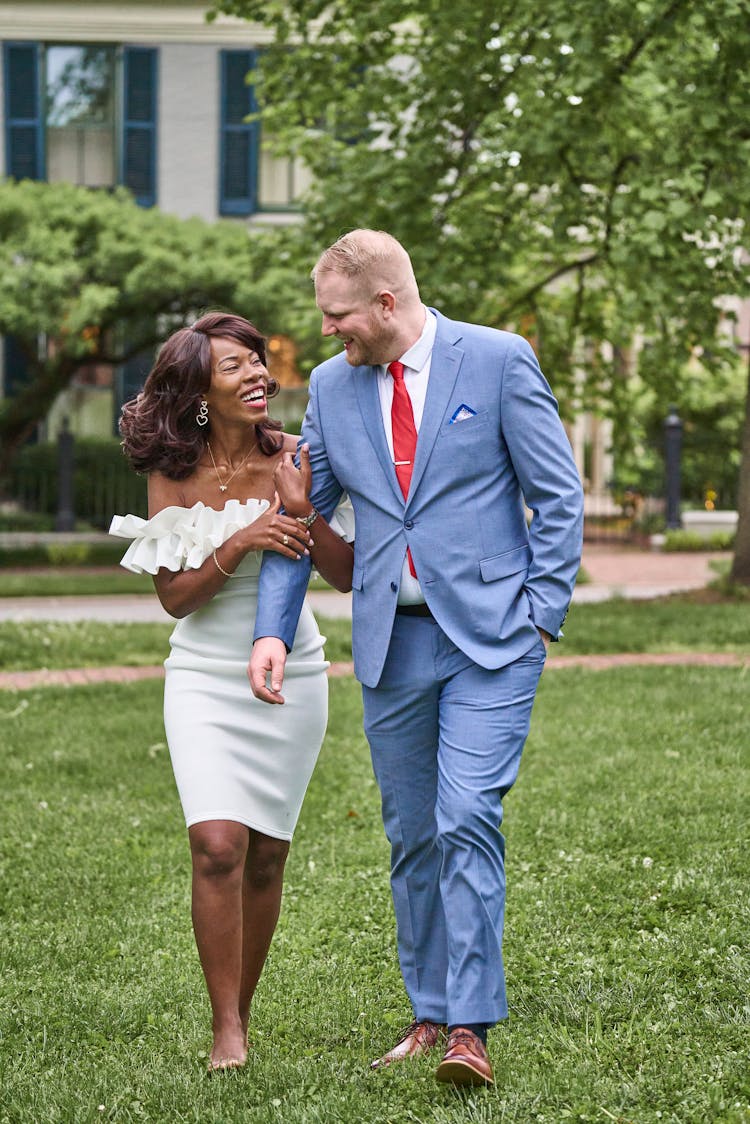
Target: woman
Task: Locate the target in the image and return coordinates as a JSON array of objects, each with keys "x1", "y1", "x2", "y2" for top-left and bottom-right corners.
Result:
[{"x1": 110, "y1": 311, "x2": 353, "y2": 1071}]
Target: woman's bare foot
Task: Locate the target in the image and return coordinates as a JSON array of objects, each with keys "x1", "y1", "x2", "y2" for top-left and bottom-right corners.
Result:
[{"x1": 208, "y1": 1024, "x2": 248, "y2": 1072}]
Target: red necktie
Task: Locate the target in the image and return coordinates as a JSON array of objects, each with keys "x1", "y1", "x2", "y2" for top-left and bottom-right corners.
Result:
[{"x1": 389, "y1": 360, "x2": 418, "y2": 578}]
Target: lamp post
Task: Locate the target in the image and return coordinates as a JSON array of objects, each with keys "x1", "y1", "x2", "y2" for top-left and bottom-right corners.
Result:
[
  {"x1": 55, "y1": 417, "x2": 75, "y2": 532},
  {"x1": 664, "y1": 406, "x2": 683, "y2": 531}
]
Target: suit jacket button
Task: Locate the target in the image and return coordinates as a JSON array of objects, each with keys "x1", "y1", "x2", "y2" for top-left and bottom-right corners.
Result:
[
  {"x1": 404, "y1": 519, "x2": 414, "y2": 529},
  {"x1": 390, "y1": 582, "x2": 398, "y2": 592}
]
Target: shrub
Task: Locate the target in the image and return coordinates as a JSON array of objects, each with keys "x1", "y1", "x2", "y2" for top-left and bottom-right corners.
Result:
[
  {"x1": 8, "y1": 440, "x2": 146, "y2": 529},
  {"x1": 663, "y1": 529, "x2": 736, "y2": 552}
]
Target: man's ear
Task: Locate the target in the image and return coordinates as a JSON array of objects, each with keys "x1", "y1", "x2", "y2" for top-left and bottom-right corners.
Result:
[{"x1": 377, "y1": 290, "x2": 396, "y2": 318}]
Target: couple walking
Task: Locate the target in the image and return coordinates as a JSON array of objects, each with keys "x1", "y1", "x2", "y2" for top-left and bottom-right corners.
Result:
[{"x1": 112, "y1": 229, "x2": 583, "y2": 1086}]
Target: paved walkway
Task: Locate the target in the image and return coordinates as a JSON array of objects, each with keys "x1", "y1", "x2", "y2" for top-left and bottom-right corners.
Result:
[
  {"x1": 574, "y1": 543, "x2": 727, "y2": 601},
  {"x1": 0, "y1": 545, "x2": 739, "y2": 690},
  {"x1": 0, "y1": 544, "x2": 727, "y2": 623}
]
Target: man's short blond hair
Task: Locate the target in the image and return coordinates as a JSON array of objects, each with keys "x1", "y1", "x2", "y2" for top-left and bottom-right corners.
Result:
[{"x1": 312, "y1": 229, "x2": 420, "y2": 302}]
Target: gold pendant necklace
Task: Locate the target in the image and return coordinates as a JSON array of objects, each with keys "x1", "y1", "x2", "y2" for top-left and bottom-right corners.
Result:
[{"x1": 206, "y1": 441, "x2": 255, "y2": 493}]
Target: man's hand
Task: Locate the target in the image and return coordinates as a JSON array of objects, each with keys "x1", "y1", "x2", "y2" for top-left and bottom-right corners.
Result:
[
  {"x1": 538, "y1": 628, "x2": 552, "y2": 651},
  {"x1": 248, "y1": 637, "x2": 288, "y2": 704},
  {"x1": 273, "y1": 443, "x2": 313, "y2": 518}
]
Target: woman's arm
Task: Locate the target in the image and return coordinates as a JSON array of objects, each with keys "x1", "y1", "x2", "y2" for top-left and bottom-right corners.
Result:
[
  {"x1": 147, "y1": 473, "x2": 312, "y2": 618},
  {"x1": 273, "y1": 446, "x2": 354, "y2": 594}
]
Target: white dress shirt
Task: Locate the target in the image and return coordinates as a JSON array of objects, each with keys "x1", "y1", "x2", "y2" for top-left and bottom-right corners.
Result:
[{"x1": 376, "y1": 307, "x2": 437, "y2": 604}]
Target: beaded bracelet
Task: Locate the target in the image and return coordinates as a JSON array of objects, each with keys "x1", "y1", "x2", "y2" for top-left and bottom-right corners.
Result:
[{"x1": 212, "y1": 549, "x2": 235, "y2": 578}]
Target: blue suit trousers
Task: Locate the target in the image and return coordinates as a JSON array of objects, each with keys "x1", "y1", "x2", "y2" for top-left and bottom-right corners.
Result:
[{"x1": 362, "y1": 614, "x2": 546, "y2": 1027}]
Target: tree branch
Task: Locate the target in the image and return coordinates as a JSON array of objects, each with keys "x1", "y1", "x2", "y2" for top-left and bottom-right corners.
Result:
[{"x1": 498, "y1": 253, "x2": 600, "y2": 320}]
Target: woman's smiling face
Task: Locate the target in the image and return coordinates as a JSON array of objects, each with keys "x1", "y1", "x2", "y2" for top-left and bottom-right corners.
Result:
[{"x1": 206, "y1": 336, "x2": 270, "y2": 424}]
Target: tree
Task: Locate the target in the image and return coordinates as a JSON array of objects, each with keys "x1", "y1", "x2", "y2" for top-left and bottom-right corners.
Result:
[
  {"x1": 0, "y1": 179, "x2": 313, "y2": 480},
  {"x1": 211, "y1": 0, "x2": 750, "y2": 581}
]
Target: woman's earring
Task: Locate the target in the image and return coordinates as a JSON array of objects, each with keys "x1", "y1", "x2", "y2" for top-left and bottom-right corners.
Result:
[{"x1": 196, "y1": 400, "x2": 209, "y2": 427}]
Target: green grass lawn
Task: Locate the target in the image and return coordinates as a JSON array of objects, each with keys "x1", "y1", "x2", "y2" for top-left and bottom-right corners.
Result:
[
  {"x1": 0, "y1": 569, "x2": 335, "y2": 598},
  {"x1": 0, "y1": 617, "x2": 352, "y2": 672},
  {"x1": 556, "y1": 594, "x2": 750, "y2": 655},
  {"x1": 0, "y1": 568, "x2": 155, "y2": 597},
  {"x1": 1, "y1": 668, "x2": 747, "y2": 1122},
  {"x1": 1, "y1": 596, "x2": 749, "y2": 673}
]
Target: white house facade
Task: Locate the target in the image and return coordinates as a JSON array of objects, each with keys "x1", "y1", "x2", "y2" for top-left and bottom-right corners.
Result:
[{"x1": 0, "y1": 0, "x2": 311, "y2": 437}]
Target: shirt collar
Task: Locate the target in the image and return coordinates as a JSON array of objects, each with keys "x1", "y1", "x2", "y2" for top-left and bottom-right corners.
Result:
[{"x1": 385, "y1": 306, "x2": 436, "y2": 374}]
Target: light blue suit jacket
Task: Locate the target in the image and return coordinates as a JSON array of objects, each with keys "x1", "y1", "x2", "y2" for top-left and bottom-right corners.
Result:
[{"x1": 254, "y1": 309, "x2": 584, "y2": 688}]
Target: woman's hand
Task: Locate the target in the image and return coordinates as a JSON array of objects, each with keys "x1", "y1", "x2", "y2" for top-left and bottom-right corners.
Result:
[
  {"x1": 242, "y1": 493, "x2": 310, "y2": 558},
  {"x1": 273, "y1": 444, "x2": 313, "y2": 519}
]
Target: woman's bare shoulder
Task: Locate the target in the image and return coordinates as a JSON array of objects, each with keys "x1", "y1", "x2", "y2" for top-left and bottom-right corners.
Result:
[{"x1": 147, "y1": 470, "x2": 193, "y2": 516}]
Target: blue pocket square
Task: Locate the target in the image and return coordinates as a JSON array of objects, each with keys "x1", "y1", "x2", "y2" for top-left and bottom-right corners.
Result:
[{"x1": 450, "y1": 404, "x2": 478, "y2": 423}]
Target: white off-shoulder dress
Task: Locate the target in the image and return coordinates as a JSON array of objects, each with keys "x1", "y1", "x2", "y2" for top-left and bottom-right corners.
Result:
[{"x1": 110, "y1": 498, "x2": 353, "y2": 841}]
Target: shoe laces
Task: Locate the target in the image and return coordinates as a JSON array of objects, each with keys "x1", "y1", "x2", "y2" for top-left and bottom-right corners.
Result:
[
  {"x1": 395, "y1": 1018, "x2": 440, "y2": 1046},
  {"x1": 446, "y1": 1028, "x2": 485, "y2": 1053}
]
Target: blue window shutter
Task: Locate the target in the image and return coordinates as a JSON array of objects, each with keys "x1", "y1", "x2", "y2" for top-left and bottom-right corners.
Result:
[
  {"x1": 3, "y1": 335, "x2": 32, "y2": 397},
  {"x1": 219, "y1": 50, "x2": 258, "y2": 215},
  {"x1": 121, "y1": 47, "x2": 157, "y2": 206},
  {"x1": 3, "y1": 42, "x2": 44, "y2": 180}
]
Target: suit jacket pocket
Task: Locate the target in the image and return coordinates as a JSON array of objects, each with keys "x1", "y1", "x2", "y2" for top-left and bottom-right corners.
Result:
[
  {"x1": 479, "y1": 544, "x2": 531, "y2": 582},
  {"x1": 351, "y1": 560, "x2": 364, "y2": 591},
  {"x1": 439, "y1": 409, "x2": 489, "y2": 436}
]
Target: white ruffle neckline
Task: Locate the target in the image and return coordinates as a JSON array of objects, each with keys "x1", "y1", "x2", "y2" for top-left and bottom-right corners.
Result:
[{"x1": 109, "y1": 499, "x2": 270, "y2": 575}]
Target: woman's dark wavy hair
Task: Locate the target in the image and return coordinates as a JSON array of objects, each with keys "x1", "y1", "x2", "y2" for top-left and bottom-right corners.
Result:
[{"x1": 119, "y1": 311, "x2": 283, "y2": 479}]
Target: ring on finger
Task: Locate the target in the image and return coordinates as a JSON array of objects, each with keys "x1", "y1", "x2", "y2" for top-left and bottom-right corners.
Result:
[{"x1": 282, "y1": 534, "x2": 289, "y2": 546}]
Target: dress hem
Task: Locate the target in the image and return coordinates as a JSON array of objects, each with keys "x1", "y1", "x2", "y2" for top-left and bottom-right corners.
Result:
[{"x1": 183, "y1": 810, "x2": 295, "y2": 842}]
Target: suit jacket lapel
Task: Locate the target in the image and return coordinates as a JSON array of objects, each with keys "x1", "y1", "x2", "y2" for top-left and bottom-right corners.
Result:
[
  {"x1": 407, "y1": 313, "x2": 464, "y2": 503},
  {"x1": 353, "y1": 364, "x2": 404, "y2": 504}
]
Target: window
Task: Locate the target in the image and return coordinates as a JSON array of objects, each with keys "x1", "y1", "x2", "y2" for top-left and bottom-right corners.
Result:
[
  {"x1": 220, "y1": 49, "x2": 311, "y2": 215},
  {"x1": 46, "y1": 45, "x2": 116, "y2": 188},
  {"x1": 3, "y1": 42, "x2": 157, "y2": 205},
  {"x1": 258, "y1": 145, "x2": 312, "y2": 210}
]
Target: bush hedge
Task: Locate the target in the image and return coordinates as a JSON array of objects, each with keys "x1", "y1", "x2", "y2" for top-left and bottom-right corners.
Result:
[
  {"x1": 8, "y1": 440, "x2": 147, "y2": 529},
  {"x1": 663, "y1": 528, "x2": 736, "y2": 552}
]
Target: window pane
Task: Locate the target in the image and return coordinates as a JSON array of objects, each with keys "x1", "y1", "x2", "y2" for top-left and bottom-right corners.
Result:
[
  {"x1": 45, "y1": 46, "x2": 116, "y2": 188},
  {"x1": 47, "y1": 46, "x2": 114, "y2": 127},
  {"x1": 258, "y1": 147, "x2": 311, "y2": 208}
]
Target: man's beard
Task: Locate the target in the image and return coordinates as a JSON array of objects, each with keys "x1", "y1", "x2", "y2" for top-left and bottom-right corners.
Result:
[{"x1": 345, "y1": 322, "x2": 392, "y2": 367}]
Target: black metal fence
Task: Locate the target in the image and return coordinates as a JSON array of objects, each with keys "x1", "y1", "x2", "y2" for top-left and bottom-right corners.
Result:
[{"x1": 7, "y1": 439, "x2": 147, "y2": 529}]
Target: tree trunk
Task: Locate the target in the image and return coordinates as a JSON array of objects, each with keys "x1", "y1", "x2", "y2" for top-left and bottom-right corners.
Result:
[
  {"x1": 729, "y1": 348, "x2": 750, "y2": 586},
  {"x1": 0, "y1": 359, "x2": 77, "y2": 483}
]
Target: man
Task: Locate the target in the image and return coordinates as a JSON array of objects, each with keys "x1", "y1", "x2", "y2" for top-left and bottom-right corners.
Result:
[{"x1": 250, "y1": 230, "x2": 584, "y2": 1086}]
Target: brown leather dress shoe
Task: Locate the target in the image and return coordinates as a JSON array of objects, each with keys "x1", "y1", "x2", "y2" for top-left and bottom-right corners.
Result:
[
  {"x1": 370, "y1": 1019, "x2": 446, "y2": 1070},
  {"x1": 435, "y1": 1027, "x2": 494, "y2": 1086}
]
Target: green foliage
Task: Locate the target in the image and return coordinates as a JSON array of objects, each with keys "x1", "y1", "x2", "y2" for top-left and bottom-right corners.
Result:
[
  {"x1": 0, "y1": 181, "x2": 314, "y2": 476},
  {"x1": 211, "y1": 0, "x2": 750, "y2": 390},
  {"x1": 9, "y1": 439, "x2": 147, "y2": 528},
  {"x1": 211, "y1": 0, "x2": 750, "y2": 584},
  {"x1": 611, "y1": 358, "x2": 747, "y2": 505},
  {"x1": 662, "y1": 528, "x2": 736, "y2": 552},
  {"x1": 0, "y1": 508, "x2": 55, "y2": 532}
]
